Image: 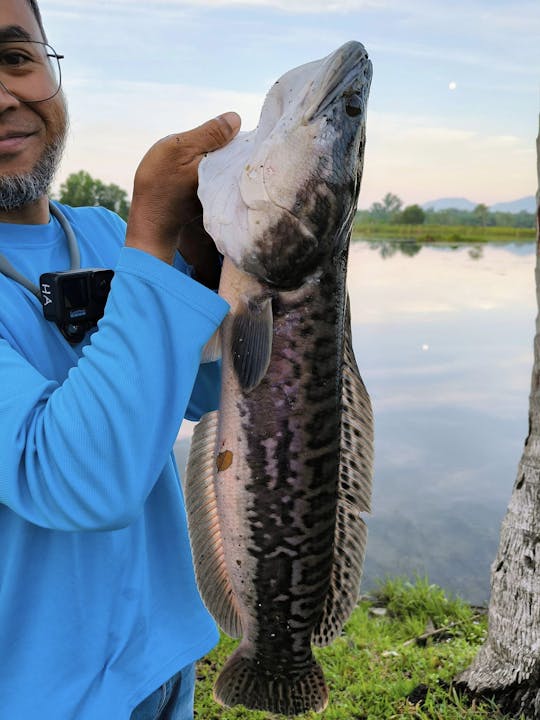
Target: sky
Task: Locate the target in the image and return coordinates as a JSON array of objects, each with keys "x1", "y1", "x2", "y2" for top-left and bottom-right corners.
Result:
[{"x1": 38, "y1": 0, "x2": 540, "y2": 209}]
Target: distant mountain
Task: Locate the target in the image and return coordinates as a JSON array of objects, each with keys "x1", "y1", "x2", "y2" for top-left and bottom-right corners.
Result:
[
  {"x1": 490, "y1": 196, "x2": 536, "y2": 213},
  {"x1": 423, "y1": 195, "x2": 536, "y2": 213},
  {"x1": 422, "y1": 197, "x2": 476, "y2": 211}
]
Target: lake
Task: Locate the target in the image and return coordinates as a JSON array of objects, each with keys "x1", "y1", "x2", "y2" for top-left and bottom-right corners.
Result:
[
  {"x1": 175, "y1": 239, "x2": 537, "y2": 605},
  {"x1": 350, "y1": 239, "x2": 536, "y2": 604}
]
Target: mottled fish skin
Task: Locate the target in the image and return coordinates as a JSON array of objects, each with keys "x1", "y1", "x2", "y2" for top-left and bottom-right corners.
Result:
[
  {"x1": 186, "y1": 40, "x2": 373, "y2": 716},
  {"x1": 228, "y1": 270, "x2": 340, "y2": 658},
  {"x1": 207, "y1": 258, "x2": 345, "y2": 714}
]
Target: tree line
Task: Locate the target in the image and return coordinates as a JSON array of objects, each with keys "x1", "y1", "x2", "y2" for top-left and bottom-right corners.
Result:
[
  {"x1": 54, "y1": 170, "x2": 130, "y2": 221},
  {"x1": 357, "y1": 192, "x2": 535, "y2": 228},
  {"x1": 56, "y1": 175, "x2": 535, "y2": 231}
]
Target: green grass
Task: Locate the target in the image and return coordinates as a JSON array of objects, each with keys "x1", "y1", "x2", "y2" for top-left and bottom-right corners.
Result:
[
  {"x1": 352, "y1": 223, "x2": 535, "y2": 243},
  {"x1": 194, "y1": 577, "x2": 518, "y2": 719}
]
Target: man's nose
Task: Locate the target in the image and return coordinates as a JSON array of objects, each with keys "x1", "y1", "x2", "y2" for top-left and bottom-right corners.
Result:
[{"x1": 0, "y1": 82, "x2": 21, "y2": 113}]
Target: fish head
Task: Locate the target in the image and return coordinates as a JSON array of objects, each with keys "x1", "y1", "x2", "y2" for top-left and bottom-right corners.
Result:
[{"x1": 198, "y1": 41, "x2": 372, "y2": 290}]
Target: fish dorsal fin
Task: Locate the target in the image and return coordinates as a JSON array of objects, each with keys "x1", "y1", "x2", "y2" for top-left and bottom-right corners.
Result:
[
  {"x1": 231, "y1": 296, "x2": 273, "y2": 392},
  {"x1": 312, "y1": 297, "x2": 374, "y2": 647},
  {"x1": 184, "y1": 410, "x2": 242, "y2": 638}
]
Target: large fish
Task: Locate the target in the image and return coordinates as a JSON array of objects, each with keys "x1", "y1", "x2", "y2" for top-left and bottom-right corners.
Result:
[{"x1": 185, "y1": 41, "x2": 373, "y2": 716}]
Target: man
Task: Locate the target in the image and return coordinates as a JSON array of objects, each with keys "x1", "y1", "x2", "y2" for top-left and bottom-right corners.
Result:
[{"x1": 0, "y1": 1, "x2": 240, "y2": 718}]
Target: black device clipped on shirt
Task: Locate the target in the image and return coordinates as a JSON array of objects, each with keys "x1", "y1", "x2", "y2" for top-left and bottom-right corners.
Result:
[
  {"x1": 40, "y1": 269, "x2": 114, "y2": 344},
  {"x1": 0, "y1": 204, "x2": 115, "y2": 345}
]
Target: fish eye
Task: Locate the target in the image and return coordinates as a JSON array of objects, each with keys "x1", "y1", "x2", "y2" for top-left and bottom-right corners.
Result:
[{"x1": 345, "y1": 93, "x2": 362, "y2": 118}]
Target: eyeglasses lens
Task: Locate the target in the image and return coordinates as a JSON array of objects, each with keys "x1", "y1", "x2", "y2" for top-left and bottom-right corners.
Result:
[{"x1": 0, "y1": 41, "x2": 61, "y2": 102}]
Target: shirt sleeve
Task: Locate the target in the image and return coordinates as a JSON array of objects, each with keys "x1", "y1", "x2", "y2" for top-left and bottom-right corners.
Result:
[
  {"x1": 185, "y1": 360, "x2": 222, "y2": 421},
  {"x1": 172, "y1": 251, "x2": 224, "y2": 420},
  {"x1": 0, "y1": 247, "x2": 229, "y2": 532}
]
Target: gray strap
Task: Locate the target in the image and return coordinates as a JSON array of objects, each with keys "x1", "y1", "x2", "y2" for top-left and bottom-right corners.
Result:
[
  {"x1": 0, "y1": 201, "x2": 80, "y2": 302},
  {"x1": 0, "y1": 253, "x2": 41, "y2": 298},
  {"x1": 49, "y1": 202, "x2": 80, "y2": 270}
]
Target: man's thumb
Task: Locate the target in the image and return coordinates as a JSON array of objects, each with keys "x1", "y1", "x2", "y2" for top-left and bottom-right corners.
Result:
[
  {"x1": 216, "y1": 112, "x2": 242, "y2": 138},
  {"x1": 191, "y1": 112, "x2": 242, "y2": 153}
]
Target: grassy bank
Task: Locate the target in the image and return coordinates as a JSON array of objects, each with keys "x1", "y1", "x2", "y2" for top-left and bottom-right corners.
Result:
[
  {"x1": 352, "y1": 223, "x2": 535, "y2": 244},
  {"x1": 194, "y1": 578, "x2": 519, "y2": 719}
]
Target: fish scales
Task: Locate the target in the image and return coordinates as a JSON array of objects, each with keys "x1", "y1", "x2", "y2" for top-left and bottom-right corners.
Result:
[{"x1": 186, "y1": 40, "x2": 373, "y2": 715}]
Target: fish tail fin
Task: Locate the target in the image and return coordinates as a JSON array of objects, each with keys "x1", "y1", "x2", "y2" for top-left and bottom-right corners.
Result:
[{"x1": 213, "y1": 646, "x2": 328, "y2": 715}]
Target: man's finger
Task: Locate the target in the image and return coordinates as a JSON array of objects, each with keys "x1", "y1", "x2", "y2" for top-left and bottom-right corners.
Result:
[
  {"x1": 216, "y1": 112, "x2": 242, "y2": 138},
  {"x1": 179, "y1": 112, "x2": 242, "y2": 155}
]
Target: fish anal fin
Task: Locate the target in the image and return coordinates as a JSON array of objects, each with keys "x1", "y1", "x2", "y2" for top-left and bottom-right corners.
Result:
[
  {"x1": 184, "y1": 411, "x2": 242, "y2": 638},
  {"x1": 313, "y1": 298, "x2": 374, "y2": 646},
  {"x1": 230, "y1": 296, "x2": 273, "y2": 392}
]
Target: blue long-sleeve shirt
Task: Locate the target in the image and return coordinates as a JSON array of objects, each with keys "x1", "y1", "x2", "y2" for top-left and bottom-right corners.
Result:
[{"x1": 0, "y1": 203, "x2": 228, "y2": 718}]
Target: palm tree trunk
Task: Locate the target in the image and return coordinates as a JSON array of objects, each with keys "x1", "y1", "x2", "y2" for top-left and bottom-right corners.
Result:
[{"x1": 455, "y1": 116, "x2": 540, "y2": 718}]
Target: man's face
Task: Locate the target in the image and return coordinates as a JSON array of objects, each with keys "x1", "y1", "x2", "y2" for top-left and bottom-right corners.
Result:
[{"x1": 0, "y1": 0, "x2": 67, "y2": 201}]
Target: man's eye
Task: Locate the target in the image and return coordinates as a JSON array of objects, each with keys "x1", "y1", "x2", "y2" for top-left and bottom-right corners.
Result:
[{"x1": 0, "y1": 51, "x2": 32, "y2": 67}]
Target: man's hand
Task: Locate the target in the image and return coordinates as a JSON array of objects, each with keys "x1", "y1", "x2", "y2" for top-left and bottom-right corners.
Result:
[{"x1": 125, "y1": 112, "x2": 241, "y2": 268}]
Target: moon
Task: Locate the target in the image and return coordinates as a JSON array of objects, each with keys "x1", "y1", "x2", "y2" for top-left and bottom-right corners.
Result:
[{"x1": 449, "y1": 81, "x2": 457, "y2": 91}]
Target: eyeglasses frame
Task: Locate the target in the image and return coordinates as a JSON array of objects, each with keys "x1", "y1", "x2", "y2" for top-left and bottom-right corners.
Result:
[{"x1": 0, "y1": 39, "x2": 64, "y2": 104}]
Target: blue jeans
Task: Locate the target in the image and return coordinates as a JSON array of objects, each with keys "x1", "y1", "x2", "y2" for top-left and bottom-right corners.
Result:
[{"x1": 130, "y1": 664, "x2": 195, "y2": 720}]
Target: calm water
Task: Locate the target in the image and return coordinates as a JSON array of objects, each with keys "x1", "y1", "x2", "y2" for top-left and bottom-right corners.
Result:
[
  {"x1": 174, "y1": 240, "x2": 537, "y2": 605},
  {"x1": 350, "y1": 240, "x2": 536, "y2": 603}
]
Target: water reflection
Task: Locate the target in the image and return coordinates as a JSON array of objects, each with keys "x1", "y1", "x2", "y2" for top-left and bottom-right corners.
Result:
[
  {"x1": 350, "y1": 240, "x2": 536, "y2": 603},
  {"x1": 367, "y1": 239, "x2": 422, "y2": 258},
  {"x1": 468, "y1": 245, "x2": 484, "y2": 261},
  {"x1": 363, "y1": 237, "x2": 531, "y2": 262}
]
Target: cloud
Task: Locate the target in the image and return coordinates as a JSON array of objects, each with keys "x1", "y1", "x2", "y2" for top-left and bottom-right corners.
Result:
[
  {"x1": 347, "y1": 240, "x2": 536, "y2": 324},
  {"x1": 41, "y1": 0, "x2": 537, "y2": 209},
  {"x1": 379, "y1": 0, "x2": 540, "y2": 36},
  {"x1": 368, "y1": 39, "x2": 538, "y2": 78},
  {"x1": 177, "y1": 0, "x2": 383, "y2": 8},
  {"x1": 401, "y1": 126, "x2": 477, "y2": 144},
  {"x1": 54, "y1": 79, "x2": 264, "y2": 195},
  {"x1": 44, "y1": 0, "x2": 386, "y2": 12},
  {"x1": 358, "y1": 110, "x2": 537, "y2": 207}
]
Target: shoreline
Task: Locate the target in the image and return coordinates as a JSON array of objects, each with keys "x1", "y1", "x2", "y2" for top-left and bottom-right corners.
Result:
[{"x1": 352, "y1": 223, "x2": 535, "y2": 244}]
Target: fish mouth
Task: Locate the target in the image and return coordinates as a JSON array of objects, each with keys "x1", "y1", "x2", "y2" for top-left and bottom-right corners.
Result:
[{"x1": 302, "y1": 41, "x2": 372, "y2": 123}]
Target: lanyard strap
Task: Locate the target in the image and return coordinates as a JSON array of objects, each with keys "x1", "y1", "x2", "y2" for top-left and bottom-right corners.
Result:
[{"x1": 0, "y1": 202, "x2": 81, "y2": 301}]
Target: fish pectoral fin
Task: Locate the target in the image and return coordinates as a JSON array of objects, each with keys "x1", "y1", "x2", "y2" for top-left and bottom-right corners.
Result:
[
  {"x1": 184, "y1": 410, "x2": 242, "y2": 639},
  {"x1": 231, "y1": 296, "x2": 273, "y2": 392}
]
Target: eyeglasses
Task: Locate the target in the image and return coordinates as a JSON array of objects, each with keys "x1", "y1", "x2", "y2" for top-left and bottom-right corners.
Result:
[{"x1": 0, "y1": 40, "x2": 63, "y2": 103}]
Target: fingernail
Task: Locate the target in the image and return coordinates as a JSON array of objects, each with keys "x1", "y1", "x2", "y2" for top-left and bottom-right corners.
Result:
[{"x1": 217, "y1": 112, "x2": 241, "y2": 135}]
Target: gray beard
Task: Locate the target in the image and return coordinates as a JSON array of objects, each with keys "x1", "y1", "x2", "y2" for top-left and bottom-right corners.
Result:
[{"x1": 0, "y1": 132, "x2": 66, "y2": 212}]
